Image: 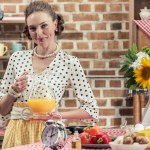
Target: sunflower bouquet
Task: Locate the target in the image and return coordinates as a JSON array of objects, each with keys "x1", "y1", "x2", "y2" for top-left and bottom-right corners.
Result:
[{"x1": 120, "y1": 44, "x2": 150, "y2": 90}]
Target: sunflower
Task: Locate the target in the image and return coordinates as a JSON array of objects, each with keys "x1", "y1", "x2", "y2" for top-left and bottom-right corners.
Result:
[{"x1": 134, "y1": 58, "x2": 150, "y2": 89}]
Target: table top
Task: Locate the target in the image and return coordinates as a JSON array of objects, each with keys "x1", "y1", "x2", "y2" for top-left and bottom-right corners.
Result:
[{"x1": 2, "y1": 128, "x2": 125, "y2": 150}]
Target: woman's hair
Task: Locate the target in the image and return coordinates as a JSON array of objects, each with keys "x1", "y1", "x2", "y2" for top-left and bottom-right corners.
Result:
[{"x1": 23, "y1": 1, "x2": 64, "y2": 40}]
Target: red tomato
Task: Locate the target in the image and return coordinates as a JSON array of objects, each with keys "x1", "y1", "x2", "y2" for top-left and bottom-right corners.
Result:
[
  {"x1": 90, "y1": 131, "x2": 112, "y2": 144},
  {"x1": 79, "y1": 132, "x2": 91, "y2": 144},
  {"x1": 91, "y1": 136, "x2": 98, "y2": 144},
  {"x1": 84, "y1": 126, "x2": 100, "y2": 136},
  {"x1": 96, "y1": 132, "x2": 112, "y2": 144}
]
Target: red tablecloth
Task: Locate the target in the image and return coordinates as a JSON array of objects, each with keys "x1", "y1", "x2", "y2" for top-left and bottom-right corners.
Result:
[
  {"x1": 4, "y1": 136, "x2": 73, "y2": 150},
  {"x1": 134, "y1": 20, "x2": 150, "y2": 37},
  {"x1": 3, "y1": 128, "x2": 124, "y2": 150}
]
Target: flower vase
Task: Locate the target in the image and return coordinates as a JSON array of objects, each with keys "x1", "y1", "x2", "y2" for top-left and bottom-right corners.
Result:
[{"x1": 133, "y1": 90, "x2": 140, "y2": 124}]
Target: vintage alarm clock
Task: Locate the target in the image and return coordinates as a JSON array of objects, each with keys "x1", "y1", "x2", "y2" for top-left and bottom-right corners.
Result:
[{"x1": 41, "y1": 119, "x2": 68, "y2": 150}]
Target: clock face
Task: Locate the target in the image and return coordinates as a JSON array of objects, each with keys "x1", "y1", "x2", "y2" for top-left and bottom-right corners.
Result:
[{"x1": 42, "y1": 125, "x2": 59, "y2": 147}]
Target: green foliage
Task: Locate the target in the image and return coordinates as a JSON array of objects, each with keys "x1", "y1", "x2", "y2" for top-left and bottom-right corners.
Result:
[{"x1": 120, "y1": 43, "x2": 150, "y2": 89}]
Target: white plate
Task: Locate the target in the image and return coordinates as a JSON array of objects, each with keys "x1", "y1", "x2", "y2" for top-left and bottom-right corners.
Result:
[{"x1": 109, "y1": 142, "x2": 148, "y2": 150}]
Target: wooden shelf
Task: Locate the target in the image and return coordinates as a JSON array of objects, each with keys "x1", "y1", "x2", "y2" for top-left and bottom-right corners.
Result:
[
  {"x1": 0, "y1": 16, "x2": 25, "y2": 24},
  {"x1": 0, "y1": 55, "x2": 10, "y2": 60}
]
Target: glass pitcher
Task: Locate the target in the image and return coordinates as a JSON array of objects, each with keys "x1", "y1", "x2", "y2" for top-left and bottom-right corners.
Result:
[{"x1": 27, "y1": 73, "x2": 58, "y2": 116}]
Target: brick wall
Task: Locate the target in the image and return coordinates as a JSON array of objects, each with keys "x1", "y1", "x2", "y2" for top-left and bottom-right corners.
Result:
[{"x1": 0, "y1": 0, "x2": 134, "y2": 127}]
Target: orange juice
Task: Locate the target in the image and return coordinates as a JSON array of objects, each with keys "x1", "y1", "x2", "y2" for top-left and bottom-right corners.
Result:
[{"x1": 27, "y1": 98, "x2": 57, "y2": 114}]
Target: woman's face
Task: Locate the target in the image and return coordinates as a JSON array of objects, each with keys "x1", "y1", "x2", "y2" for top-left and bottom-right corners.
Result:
[{"x1": 27, "y1": 11, "x2": 57, "y2": 46}]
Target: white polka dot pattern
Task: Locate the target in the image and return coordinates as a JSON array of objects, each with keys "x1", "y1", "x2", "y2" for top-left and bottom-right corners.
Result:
[{"x1": 0, "y1": 49, "x2": 99, "y2": 124}]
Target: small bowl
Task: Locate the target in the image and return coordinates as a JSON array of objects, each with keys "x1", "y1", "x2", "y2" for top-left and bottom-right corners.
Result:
[
  {"x1": 27, "y1": 98, "x2": 57, "y2": 114},
  {"x1": 109, "y1": 142, "x2": 148, "y2": 150}
]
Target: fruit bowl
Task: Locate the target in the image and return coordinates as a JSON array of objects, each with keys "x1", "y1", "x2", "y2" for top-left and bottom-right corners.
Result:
[
  {"x1": 109, "y1": 142, "x2": 148, "y2": 150},
  {"x1": 27, "y1": 98, "x2": 57, "y2": 115}
]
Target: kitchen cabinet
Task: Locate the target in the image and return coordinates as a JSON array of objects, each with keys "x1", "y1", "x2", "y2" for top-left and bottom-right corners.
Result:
[{"x1": 129, "y1": 0, "x2": 150, "y2": 49}]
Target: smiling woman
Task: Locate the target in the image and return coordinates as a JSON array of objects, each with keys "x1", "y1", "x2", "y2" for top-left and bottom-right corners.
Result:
[{"x1": 0, "y1": 1, "x2": 99, "y2": 149}]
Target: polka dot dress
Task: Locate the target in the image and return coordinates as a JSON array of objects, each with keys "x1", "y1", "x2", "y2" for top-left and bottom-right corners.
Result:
[{"x1": 0, "y1": 48, "x2": 99, "y2": 124}]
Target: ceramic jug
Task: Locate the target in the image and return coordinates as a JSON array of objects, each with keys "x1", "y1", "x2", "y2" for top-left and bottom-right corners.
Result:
[{"x1": 139, "y1": 7, "x2": 150, "y2": 20}]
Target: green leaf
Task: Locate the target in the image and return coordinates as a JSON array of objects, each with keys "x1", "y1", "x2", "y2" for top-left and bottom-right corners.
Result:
[
  {"x1": 120, "y1": 64, "x2": 129, "y2": 72},
  {"x1": 124, "y1": 68, "x2": 134, "y2": 78},
  {"x1": 126, "y1": 77, "x2": 137, "y2": 89}
]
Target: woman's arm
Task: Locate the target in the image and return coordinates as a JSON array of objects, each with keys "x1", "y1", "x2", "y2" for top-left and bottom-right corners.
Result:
[
  {"x1": 0, "y1": 71, "x2": 28, "y2": 115},
  {"x1": 0, "y1": 94, "x2": 16, "y2": 115},
  {"x1": 52, "y1": 109, "x2": 91, "y2": 120}
]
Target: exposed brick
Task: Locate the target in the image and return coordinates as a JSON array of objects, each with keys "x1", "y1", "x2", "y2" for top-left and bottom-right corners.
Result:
[
  {"x1": 77, "y1": 42, "x2": 89, "y2": 49},
  {"x1": 119, "y1": 108, "x2": 133, "y2": 116},
  {"x1": 92, "y1": 41, "x2": 105, "y2": 49},
  {"x1": 64, "y1": 4, "x2": 75, "y2": 12},
  {"x1": 108, "y1": 41, "x2": 119, "y2": 49},
  {"x1": 87, "y1": 32, "x2": 114, "y2": 40},
  {"x1": 4, "y1": 5, "x2": 16, "y2": 13},
  {"x1": 97, "y1": 99, "x2": 107, "y2": 107},
  {"x1": 65, "y1": 24, "x2": 76, "y2": 31},
  {"x1": 118, "y1": 31, "x2": 129, "y2": 39},
  {"x1": 72, "y1": 52, "x2": 98, "y2": 59},
  {"x1": 109, "y1": 60, "x2": 120, "y2": 68},
  {"x1": 95, "y1": 4, "x2": 106, "y2": 12},
  {"x1": 19, "y1": 5, "x2": 26, "y2": 13},
  {"x1": 111, "y1": 23, "x2": 122, "y2": 30},
  {"x1": 110, "y1": 80, "x2": 121, "y2": 87},
  {"x1": 59, "y1": 33, "x2": 83, "y2": 40},
  {"x1": 80, "y1": 61, "x2": 90, "y2": 68},
  {"x1": 102, "y1": 51, "x2": 126, "y2": 59},
  {"x1": 88, "y1": 70, "x2": 115, "y2": 76},
  {"x1": 93, "y1": 61, "x2": 106, "y2": 68},
  {"x1": 111, "y1": 99, "x2": 123, "y2": 106},
  {"x1": 62, "y1": 15, "x2": 69, "y2": 22},
  {"x1": 124, "y1": 4, "x2": 129, "y2": 11},
  {"x1": 51, "y1": 4, "x2": 61, "y2": 12},
  {"x1": 95, "y1": 80, "x2": 106, "y2": 87},
  {"x1": 62, "y1": 42, "x2": 73, "y2": 49},
  {"x1": 111, "y1": 118, "x2": 121, "y2": 126},
  {"x1": 95, "y1": 23, "x2": 106, "y2": 30},
  {"x1": 0, "y1": 0, "x2": 22, "y2": 2},
  {"x1": 99, "y1": 109, "x2": 115, "y2": 116},
  {"x1": 126, "y1": 118, "x2": 133, "y2": 125},
  {"x1": 110, "y1": 4, "x2": 122, "y2": 11},
  {"x1": 103, "y1": 13, "x2": 129, "y2": 21},
  {"x1": 65, "y1": 100, "x2": 77, "y2": 107},
  {"x1": 73, "y1": 14, "x2": 99, "y2": 21},
  {"x1": 93, "y1": 90, "x2": 100, "y2": 98},
  {"x1": 79, "y1": 4, "x2": 91, "y2": 12},
  {"x1": 103, "y1": 90, "x2": 125, "y2": 97},
  {"x1": 80, "y1": 24, "x2": 92, "y2": 30},
  {"x1": 125, "y1": 97, "x2": 133, "y2": 107},
  {"x1": 123, "y1": 41, "x2": 129, "y2": 49},
  {"x1": 97, "y1": 118, "x2": 107, "y2": 126}
]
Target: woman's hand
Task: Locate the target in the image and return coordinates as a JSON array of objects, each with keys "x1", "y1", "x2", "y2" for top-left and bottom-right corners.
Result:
[{"x1": 11, "y1": 71, "x2": 29, "y2": 93}]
